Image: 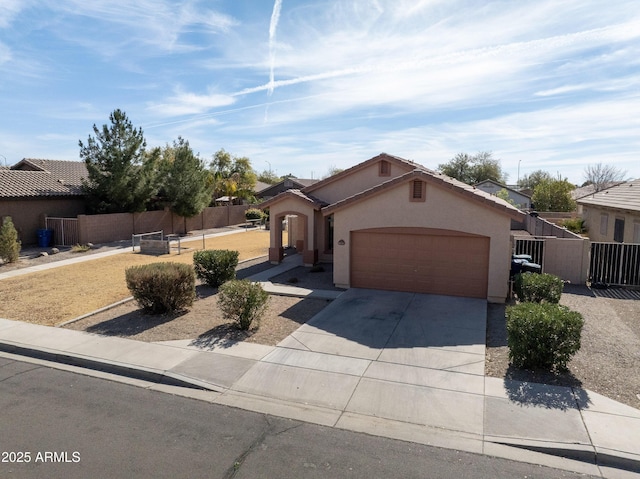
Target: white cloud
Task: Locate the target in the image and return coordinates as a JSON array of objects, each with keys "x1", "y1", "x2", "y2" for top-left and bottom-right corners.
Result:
[{"x1": 147, "y1": 89, "x2": 236, "y2": 117}]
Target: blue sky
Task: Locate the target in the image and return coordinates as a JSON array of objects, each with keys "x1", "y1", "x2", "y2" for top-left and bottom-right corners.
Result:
[{"x1": 1, "y1": 0, "x2": 638, "y2": 185}]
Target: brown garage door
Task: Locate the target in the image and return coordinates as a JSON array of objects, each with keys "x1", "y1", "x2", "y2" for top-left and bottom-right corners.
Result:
[{"x1": 350, "y1": 228, "x2": 489, "y2": 298}]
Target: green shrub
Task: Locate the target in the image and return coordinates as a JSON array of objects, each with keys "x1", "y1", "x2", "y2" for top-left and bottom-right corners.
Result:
[
  {"x1": 561, "y1": 217, "x2": 586, "y2": 234},
  {"x1": 125, "y1": 262, "x2": 195, "y2": 314},
  {"x1": 507, "y1": 302, "x2": 584, "y2": 371},
  {"x1": 193, "y1": 250, "x2": 239, "y2": 287},
  {"x1": 217, "y1": 280, "x2": 269, "y2": 331},
  {"x1": 514, "y1": 272, "x2": 564, "y2": 303},
  {"x1": 245, "y1": 208, "x2": 264, "y2": 220},
  {"x1": 0, "y1": 217, "x2": 21, "y2": 264}
]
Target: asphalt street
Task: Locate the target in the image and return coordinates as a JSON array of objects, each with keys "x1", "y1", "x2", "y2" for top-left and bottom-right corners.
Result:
[{"x1": 0, "y1": 355, "x2": 598, "y2": 479}]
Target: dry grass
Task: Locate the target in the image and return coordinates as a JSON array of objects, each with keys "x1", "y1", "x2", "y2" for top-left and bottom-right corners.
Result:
[{"x1": 0, "y1": 230, "x2": 272, "y2": 327}]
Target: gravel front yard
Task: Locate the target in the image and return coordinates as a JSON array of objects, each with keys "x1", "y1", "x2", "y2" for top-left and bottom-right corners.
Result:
[{"x1": 485, "y1": 284, "x2": 640, "y2": 410}]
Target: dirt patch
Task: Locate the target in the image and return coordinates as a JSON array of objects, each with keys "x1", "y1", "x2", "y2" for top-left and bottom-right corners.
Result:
[
  {"x1": 0, "y1": 230, "x2": 272, "y2": 326},
  {"x1": 485, "y1": 285, "x2": 640, "y2": 410},
  {"x1": 63, "y1": 290, "x2": 331, "y2": 347},
  {"x1": 62, "y1": 255, "x2": 335, "y2": 347}
]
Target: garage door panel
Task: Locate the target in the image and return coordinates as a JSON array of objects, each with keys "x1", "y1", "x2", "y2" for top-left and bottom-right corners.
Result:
[{"x1": 351, "y1": 230, "x2": 489, "y2": 299}]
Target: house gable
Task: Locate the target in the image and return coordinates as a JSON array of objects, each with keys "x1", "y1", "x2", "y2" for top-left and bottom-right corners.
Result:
[
  {"x1": 323, "y1": 169, "x2": 525, "y2": 221},
  {"x1": 474, "y1": 179, "x2": 531, "y2": 209},
  {"x1": 301, "y1": 153, "x2": 418, "y2": 205}
]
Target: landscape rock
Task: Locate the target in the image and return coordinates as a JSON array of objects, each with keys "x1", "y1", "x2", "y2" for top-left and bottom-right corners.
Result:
[
  {"x1": 38, "y1": 252, "x2": 48, "y2": 257},
  {"x1": 50, "y1": 248, "x2": 60, "y2": 255}
]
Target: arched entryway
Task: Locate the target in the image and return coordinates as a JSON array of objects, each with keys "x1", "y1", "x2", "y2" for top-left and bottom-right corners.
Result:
[{"x1": 268, "y1": 210, "x2": 317, "y2": 265}]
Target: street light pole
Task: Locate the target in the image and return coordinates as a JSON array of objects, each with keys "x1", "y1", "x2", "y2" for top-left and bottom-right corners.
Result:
[{"x1": 517, "y1": 160, "x2": 522, "y2": 186}]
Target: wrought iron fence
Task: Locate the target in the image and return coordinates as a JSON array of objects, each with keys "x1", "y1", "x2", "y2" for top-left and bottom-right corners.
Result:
[{"x1": 589, "y1": 242, "x2": 640, "y2": 287}]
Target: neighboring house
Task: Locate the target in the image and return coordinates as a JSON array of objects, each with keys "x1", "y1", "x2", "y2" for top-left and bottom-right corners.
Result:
[
  {"x1": 253, "y1": 181, "x2": 271, "y2": 196},
  {"x1": 474, "y1": 179, "x2": 531, "y2": 210},
  {"x1": 259, "y1": 153, "x2": 524, "y2": 303},
  {"x1": 255, "y1": 177, "x2": 319, "y2": 200},
  {"x1": 577, "y1": 179, "x2": 640, "y2": 243},
  {"x1": 572, "y1": 182, "x2": 623, "y2": 215},
  {"x1": 0, "y1": 159, "x2": 87, "y2": 244}
]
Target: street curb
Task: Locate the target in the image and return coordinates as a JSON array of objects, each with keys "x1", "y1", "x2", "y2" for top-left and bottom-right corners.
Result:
[
  {"x1": 3, "y1": 338, "x2": 639, "y2": 476},
  {"x1": 489, "y1": 438, "x2": 640, "y2": 475},
  {"x1": 0, "y1": 341, "x2": 221, "y2": 393}
]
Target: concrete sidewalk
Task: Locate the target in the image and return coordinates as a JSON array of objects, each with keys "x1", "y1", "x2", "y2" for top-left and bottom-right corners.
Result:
[{"x1": 0, "y1": 238, "x2": 639, "y2": 477}]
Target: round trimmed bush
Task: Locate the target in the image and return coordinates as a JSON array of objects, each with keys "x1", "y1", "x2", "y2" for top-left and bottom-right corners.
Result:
[
  {"x1": 514, "y1": 272, "x2": 564, "y2": 304},
  {"x1": 217, "y1": 280, "x2": 269, "y2": 331},
  {"x1": 245, "y1": 208, "x2": 264, "y2": 220},
  {"x1": 506, "y1": 302, "x2": 584, "y2": 371},
  {"x1": 193, "y1": 249, "x2": 239, "y2": 287},
  {"x1": 125, "y1": 262, "x2": 195, "y2": 314}
]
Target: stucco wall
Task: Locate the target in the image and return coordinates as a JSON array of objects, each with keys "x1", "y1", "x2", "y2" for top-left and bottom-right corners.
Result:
[
  {"x1": 267, "y1": 197, "x2": 317, "y2": 253},
  {"x1": 309, "y1": 161, "x2": 412, "y2": 205},
  {"x1": 331, "y1": 180, "x2": 513, "y2": 302},
  {"x1": 541, "y1": 238, "x2": 590, "y2": 284},
  {"x1": 582, "y1": 205, "x2": 640, "y2": 243},
  {"x1": 76, "y1": 205, "x2": 248, "y2": 244},
  {"x1": 0, "y1": 197, "x2": 85, "y2": 245}
]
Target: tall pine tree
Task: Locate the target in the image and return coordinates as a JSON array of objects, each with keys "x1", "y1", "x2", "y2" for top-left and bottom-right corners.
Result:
[
  {"x1": 80, "y1": 109, "x2": 160, "y2": 213},
  {"x1": 159, "y1": 137, "x2": 214, "y2": 218}
]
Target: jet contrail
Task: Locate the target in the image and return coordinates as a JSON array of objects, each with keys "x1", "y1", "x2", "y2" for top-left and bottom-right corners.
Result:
[{"x1": 268, "y1": 0, "x2": 283, "y2": 96}]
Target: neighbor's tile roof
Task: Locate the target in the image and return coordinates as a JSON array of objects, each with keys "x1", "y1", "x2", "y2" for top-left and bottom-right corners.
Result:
[
  {"x1": 577, "y1": 178, "x2": 640, "y2": 213},
  {"x1": 0, "y1": 159, "x2": 87, "y2": 198},
  {"x1": 258, "y1": 189, "x2": 328, "y2": 209}
]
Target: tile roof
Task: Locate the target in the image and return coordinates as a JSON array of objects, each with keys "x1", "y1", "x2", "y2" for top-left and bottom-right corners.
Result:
[
  {"x1": 571, "y1": 182, "x2": 624, "y2": 200},
  {"x1": 577, "y1": 179, "x2": 640, "y2": 213},
  {"x1": 0, "y1": 159, "x2": 87, "y2": 198},
  {"x1": 258, "y1": 189, "x2": 328, "y2": 210}
]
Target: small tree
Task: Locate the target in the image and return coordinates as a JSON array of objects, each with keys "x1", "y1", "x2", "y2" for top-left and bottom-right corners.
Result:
[
  {"x1": 437, "y1": 151, "x2": 507, "y2": 185},
  {"x1": 518, "y1": 170, "x2": 552, "y2": 190},
  {"x1": 0, "y1": 217, "x2": 21, "y2": 264},
  {"x1": 531, "y1": 178, "x2": 576, "y2": 212},
  {"x1": 257, "y1": 169, "x2": 281, "y2": 185},
  {"x1": 210, "y1": 149, "x2": 257, "y2": 202}
]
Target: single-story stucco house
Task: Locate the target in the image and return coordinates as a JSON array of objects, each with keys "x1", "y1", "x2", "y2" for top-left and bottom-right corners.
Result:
[
  {"x1": 0, "y1": 159, "x2": 87, "y2": 244},
  {"x1": 474, "y1": 179, "x2": 531, "y2": 210},
  {"x1": 577, "y1": 179, "x2": 640, "y2": 243},
  {"x1": 259, "y1": 153, "x2": 525, "y2": 303}
]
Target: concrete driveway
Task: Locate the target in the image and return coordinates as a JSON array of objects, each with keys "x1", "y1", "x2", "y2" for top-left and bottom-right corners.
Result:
[{"x1": 228, "y1": 288, "x2": 488, "y2": 440}]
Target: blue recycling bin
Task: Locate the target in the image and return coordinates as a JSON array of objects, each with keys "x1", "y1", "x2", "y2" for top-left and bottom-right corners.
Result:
[{"x1": 37, "y1": 229, "x2": 53, "y2": 247}]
